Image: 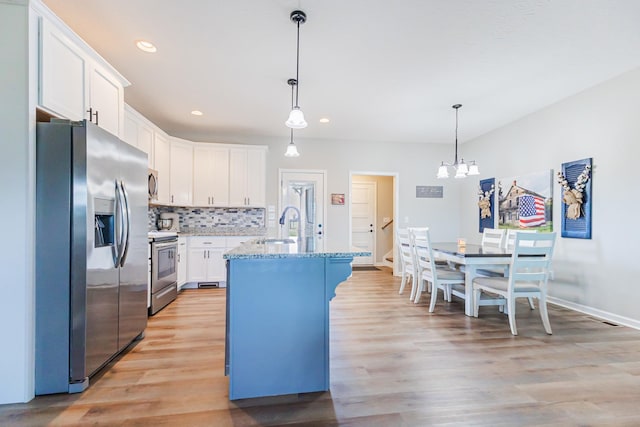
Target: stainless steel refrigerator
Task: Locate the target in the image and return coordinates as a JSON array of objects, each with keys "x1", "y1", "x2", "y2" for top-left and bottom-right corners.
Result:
[{"x1": 35, "y1": 119, "x2": 148, "y2": 394}]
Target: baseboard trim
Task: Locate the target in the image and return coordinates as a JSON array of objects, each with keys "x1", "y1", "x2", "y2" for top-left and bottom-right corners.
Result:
[{"x1": 547, "y1": 296, "x2": 640, "y2": 331}]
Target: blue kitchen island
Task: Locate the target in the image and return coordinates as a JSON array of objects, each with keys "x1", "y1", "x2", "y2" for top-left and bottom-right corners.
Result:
[{"x1": 223, "y1": 237, "x2": 369, "y2": 400}]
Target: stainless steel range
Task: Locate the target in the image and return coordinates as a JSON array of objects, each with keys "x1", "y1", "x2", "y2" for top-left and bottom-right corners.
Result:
[{"x1": 148, "y1": 231, "x2": 178, "y2": 315}]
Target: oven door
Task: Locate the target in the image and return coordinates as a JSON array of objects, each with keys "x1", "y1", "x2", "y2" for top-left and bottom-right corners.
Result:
[{"x1": 151, "y1": 240, "x2": 177, "y2": 293}]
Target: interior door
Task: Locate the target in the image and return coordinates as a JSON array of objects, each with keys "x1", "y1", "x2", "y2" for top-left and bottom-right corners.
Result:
[
  {"x1": 351, "y1": 181, "x2": 376, "y2": 265},
  {"x1": 279, "y1": 170, "x2": 326, "y2": 239}
]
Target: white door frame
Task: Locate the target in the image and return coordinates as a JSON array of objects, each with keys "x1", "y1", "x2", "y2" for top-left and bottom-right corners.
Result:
[
  {"x1": 278, "y1": 168, "x2": 327, "y2": 237},
  {"x1": 348, "y1": 171, "x2": 400, "y2": 274}
]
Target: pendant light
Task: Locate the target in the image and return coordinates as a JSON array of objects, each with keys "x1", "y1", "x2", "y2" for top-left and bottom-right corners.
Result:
[
  {"x1": 284, "y1": 79, "x2": 300, "y2": 157},
  {"x1": 437, "y1": 104, "x2": 480, "y2": 179},
  {"x1": 285, "y1": 10, "x2": 308, "y2": 129}
]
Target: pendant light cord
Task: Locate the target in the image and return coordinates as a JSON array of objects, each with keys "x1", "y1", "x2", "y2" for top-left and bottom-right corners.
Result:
[
  {"x1": 454, "y1": 106, "x2": 459, "y2": 164},
  {"x1": 295, "y1": 20, "x2": 300, "y2": 107}
]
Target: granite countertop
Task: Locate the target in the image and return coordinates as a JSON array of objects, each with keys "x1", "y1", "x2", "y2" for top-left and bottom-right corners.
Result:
[
  {"x1": 177, "y1": 227, "x2": 267, "y2": 237},
  {"x1": 224, "y1": 236, "x2": 371, "y2": 260}
]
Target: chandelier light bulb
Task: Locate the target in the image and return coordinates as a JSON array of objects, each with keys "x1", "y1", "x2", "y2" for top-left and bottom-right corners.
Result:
[
  {"x1": 285, "y1": 107, "x2": 308, "y2": 129},
  {"x1": 285, "y1": 142, "x2": 300, "y2": 157},
  {"x1": 457, "y1": 160, "x2": 469, "y2": 176},
  {"x1": 437, "y1": 163, "x2": 449, "y2": 179},
  {"x1": 467, "y1": 161, "x2": 480, "y2": 176}
]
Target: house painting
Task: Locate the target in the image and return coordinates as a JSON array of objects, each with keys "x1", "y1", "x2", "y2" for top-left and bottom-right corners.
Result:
[{"x1": 498, "y1": 180, "x2": 551, "y2": 229}]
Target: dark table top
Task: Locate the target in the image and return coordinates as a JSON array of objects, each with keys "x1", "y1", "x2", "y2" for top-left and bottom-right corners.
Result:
[{"x1": 431, "y1": 243, "x2": 512, "y2": 258}]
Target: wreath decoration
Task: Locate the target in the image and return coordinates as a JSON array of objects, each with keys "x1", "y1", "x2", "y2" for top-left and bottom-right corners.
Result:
[
  {"x1": 477, "y1": 184, "x2": 495, "y2": 219},
  {"x1": 557, "y1": 165, "x2": 591, "y2": 220}
]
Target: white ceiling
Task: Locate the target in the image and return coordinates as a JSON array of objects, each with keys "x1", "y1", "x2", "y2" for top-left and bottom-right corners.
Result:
[{"x1": 42, "y1": 0, "x2": 640, "y2": 145}]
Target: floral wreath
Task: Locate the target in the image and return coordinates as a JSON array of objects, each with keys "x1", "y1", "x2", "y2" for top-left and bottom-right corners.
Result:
[
  {"x1": 477, "y1": 184, "x2": 495, "y2": 219},
  {"x1": 557, "y1": 164, "x2": 591, "y2": 220}
]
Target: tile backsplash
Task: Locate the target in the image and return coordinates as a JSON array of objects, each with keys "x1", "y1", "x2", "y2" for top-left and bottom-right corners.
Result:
[{"x1": 149, "y1": 206, "x2": 265, "y2": 231}]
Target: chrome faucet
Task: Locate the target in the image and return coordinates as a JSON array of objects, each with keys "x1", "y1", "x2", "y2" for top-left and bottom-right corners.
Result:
[{"x1": 279, "y1": 206, "x2": 302, "y2": 239}]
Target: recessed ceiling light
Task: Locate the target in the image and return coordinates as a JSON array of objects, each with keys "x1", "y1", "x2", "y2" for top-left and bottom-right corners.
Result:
[
  {"x1": 319, "y1": 117, "x2": 330, "y2": 124},
  {"x1": 135, "y1": 40, "x2": 157, "y2": 53},
  {"x1": 191, "y1": 110, "x2": 203, "y2": 116}
]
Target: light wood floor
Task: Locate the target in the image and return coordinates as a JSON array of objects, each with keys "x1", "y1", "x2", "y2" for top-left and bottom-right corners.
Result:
[{"x1": 3, "y1": 268, "x2": 640, "y2": 426}]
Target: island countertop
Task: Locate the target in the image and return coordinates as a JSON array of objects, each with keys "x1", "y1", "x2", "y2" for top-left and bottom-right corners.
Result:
[{"x1": 223, "y1": 236, "x2": 370, "y2": 259}]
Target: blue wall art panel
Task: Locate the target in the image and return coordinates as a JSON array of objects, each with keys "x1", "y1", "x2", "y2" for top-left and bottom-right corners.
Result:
[
  {"x1": 558, "y1": 158, "x2": 592, "y2": 239},
  {"x1": 478, "y1": 178, "x2": 495, "y2": 232}
]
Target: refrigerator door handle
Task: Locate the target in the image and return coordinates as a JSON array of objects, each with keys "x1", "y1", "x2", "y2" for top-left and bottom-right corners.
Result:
[
  {"x1": 120, "y1": 181, "x2": 132, "y2": 267},
  {"x1": 115, "y1": 180, "x2": 127, "y2": 266}
]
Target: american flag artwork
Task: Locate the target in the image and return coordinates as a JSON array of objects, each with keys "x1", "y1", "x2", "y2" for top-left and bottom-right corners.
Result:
[{"x1": 519, "y1": 195, "x2": 545, "y2": 227}]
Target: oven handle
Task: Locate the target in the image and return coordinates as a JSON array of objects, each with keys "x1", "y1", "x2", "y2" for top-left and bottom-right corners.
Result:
[{"x1": 153, "y1": 241, "x2": 178, "y2": 249}]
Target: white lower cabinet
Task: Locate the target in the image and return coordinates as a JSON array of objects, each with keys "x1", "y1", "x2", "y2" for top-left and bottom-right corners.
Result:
[
  {"x1": 187, "y1": 237, "x2": 227, "y2": 284},
  {"x1": 177, "y1": 236, "x2": 187, "y2": 290}
]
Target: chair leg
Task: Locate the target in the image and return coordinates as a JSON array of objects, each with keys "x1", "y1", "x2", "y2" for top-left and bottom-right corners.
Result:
[
  {"x1": 414, "y1": 278, "x2": 424, "y2": 304},
  {"x1": 428, "y1": 286, "x2": 439, "y2": 313},
  {"x1": 507, "y1": 295, "x2": 518, "y2": 335},
  {"x1": 539, "y1": 295, "x2": 553, "y2": 335},
  {"x1": 399, "y1": 271, "x2": 407, "y2": 294},
  {"x1": 409, "y1": 273, "x2": 417, "y2": 301},
  {"x1": 527, "y1": 297, "x2": 535, "y2": 310}
]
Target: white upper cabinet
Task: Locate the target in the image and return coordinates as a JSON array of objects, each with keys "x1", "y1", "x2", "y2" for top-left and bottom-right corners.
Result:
[
  {"x1": 123, "y1": 104, "x2": 155, "y2": 167},
  {"x1": 229, "y1": 147, "x2": 266, "y2": 207},
  {"x1": 88, "y1": 64, "x2": 123, "y2": 137},
  {"x1": 169, "y1": 139, "x2": 193, "y2": 206},
  {"x1": 153, "y1": 133, "x2": 171, "y2": 205},
  {"x1": 193, "y1": 144, "x2": 229, "y2": 207},
  {"x1": 37, "y1": 8, "x2": 128, "y2": 138},
  {"x1": 39, "y1": 18, "x2": 86, "y2": 121}
]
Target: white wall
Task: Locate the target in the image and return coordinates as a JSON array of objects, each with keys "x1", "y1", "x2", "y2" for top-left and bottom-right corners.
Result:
[
  {"x1": 0, "y1": 1, "x2": 36, "y2": 403},
  {"x1": 238, "y1": 137, "x2": 464, "y2": 245},
  {"x1": 459, "y1": 67, "x2": 640, "y2": 325}
]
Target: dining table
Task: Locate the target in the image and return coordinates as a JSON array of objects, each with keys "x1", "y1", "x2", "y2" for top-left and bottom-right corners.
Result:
[{"x1": 431, "y1": 242, "x2": 512, "y2": 316}]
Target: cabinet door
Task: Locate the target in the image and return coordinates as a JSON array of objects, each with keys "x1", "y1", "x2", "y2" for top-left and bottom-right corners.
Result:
[
  {"x1": 123, "y1": 112, "x2": 138, "y2": 147},
  {"x1": 177, "y1": 238, "x2": 187, "y2": 288},
  {"x1": 89, "y1": 64, "x2": 123, "y2": 137},
  {"x1": 193, "y1": 146, "x2": 215, "y2": 206},
  {"x1": 39, "y1": 19, "x2": 86, "y2": 121},
  {"x1": 211, "y1": 148, "x2": 230, "y2": 206},
  {"x1": 206, "y1": 248, "x2": 227, "y2": 282},
  {"x1": 137, "y1": 123, "x2": 154, "y2": 167},
  {"x1": 193, "y1": 146, "x2": 230, "y2": 206},
  {"x1": 246, "y1": 149, "x2": 266, "y2": 207},
  {"x1": 228, "y1": 148, "x2": 248, "y2": 206},
  {"x1": 124, "y1": 106, "x2": 154, "y2": 167},
  {"x1": 154, "y1": 134, "x2": 171, "y2": 204},
  {"x1": 170, "y1": 141, "x2": 193, "y2": 206},
  {"x1": 187, "y1": 248, "x2": 208, "y2": 282}
]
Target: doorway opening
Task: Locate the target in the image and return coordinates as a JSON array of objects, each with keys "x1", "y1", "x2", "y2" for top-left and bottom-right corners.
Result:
[
  {"x1": 349, "y1": 172, "x2": 398, "y2": 273},
  {"x1": 278, "y1": 169, "x2": 327, "y2": 240}
]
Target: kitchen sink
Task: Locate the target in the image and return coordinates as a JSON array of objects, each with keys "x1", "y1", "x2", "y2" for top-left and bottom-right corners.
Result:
[{"x1": 256, "y1": 238, "x2": 296, "y2": 245}]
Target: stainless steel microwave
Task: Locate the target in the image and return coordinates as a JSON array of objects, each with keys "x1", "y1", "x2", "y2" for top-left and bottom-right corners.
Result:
[{"x1": 148, "y1": 169, "x2": 158, "y2": 201}]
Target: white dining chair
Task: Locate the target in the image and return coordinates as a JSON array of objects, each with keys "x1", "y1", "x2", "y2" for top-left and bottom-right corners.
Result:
[
  {"x1": 396, "y1": 228, "x2": 416, "y2": 297},
  {"x1": 504, "y1": 229, "x2": 536, "y2": 250},
  {"x1": 472, "y1": 232, "x2": 556, "y2": 335},
  {"x1": 411, "y1": 228, "x2": 466, "y2": 311},
  {"x1": 407, "y1": 227, "x2": 431, "y2": 298},
  {"x1": 481, "y1": 228, "x2": 506, "y2": 248}
]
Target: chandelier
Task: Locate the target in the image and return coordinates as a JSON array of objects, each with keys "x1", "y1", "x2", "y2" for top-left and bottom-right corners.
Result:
[{"x1": 437, "y1": 104, "x2": 479, "y2": 179}]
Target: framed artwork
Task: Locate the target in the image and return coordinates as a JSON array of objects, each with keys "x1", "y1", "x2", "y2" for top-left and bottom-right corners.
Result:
[
  {"x1": 478, "y1": 178, "x2": 495, "y2": 232},
  {"x1": 331, "y1": 193, "x2": 345, "y2": 205},
  {"x1": 558, "y1": 158, "x2": 592, "y2": 239},
  {"x1": 497, "y1": 169, "x2": 553, "y2": 232}
]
